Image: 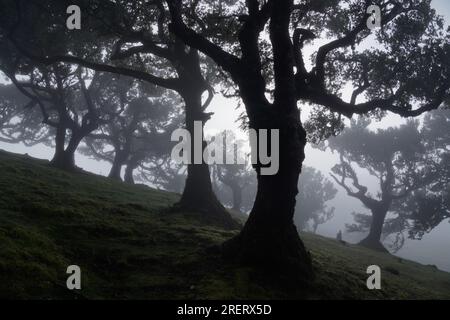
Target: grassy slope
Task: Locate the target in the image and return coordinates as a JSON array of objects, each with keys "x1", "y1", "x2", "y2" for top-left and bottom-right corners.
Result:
[{"x1": 0, "y1": 150, "x2": 449, "y2": 300}]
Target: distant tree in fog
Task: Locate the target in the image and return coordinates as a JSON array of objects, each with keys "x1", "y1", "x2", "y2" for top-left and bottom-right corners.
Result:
[
  {"x1": 0, "y1": 60, "x2": 112, "y2": 171},
  {"x1": 396, "y1": 109, "x2": 450, "y2": 241},
  {"x1": 0, "y1": 0, "x2": 238, "y2": 229},
  {"x1": 294, "y1": 167, "x2": 337, "y2": 233},
  {"x1": 330, "y1": 115, "x2": 449, "y2": 252},
  {"x1": 210, "y1": 131, "x2": 256, "y2": 213},
  {"x1": 80, "y1": 77, "x2": 182, "y2": 183},
  {"x1": 212, "y1": 165, "x2": 257, "y2": 214}
]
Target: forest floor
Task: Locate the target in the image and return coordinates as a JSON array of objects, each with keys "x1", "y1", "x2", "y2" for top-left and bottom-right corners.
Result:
[{"x1": 1, "y1": 149, "x2": 449, "y2": 299}]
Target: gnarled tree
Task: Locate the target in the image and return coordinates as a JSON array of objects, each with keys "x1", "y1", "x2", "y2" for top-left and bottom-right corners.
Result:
[
  {"x1": 0, "y1": 0, "x2": 238, "y2": 228},
  {"x1": 0, "y1": 58, "x2": 108, "y2": 171},
  {"x1": 210, "y1": 130, "x2": 256, "y2": 213},
  {"x1": 167, "y1": 0, "x2": 449, "y2": 280},
  {"x1": 330, "y1": 117, "x2": 447, "y2": 252}
]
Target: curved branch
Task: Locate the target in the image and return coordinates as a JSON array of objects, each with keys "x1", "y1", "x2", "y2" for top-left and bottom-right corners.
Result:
[
  {"x1": 6, "y1": 35, "x2": 181, "y2": 91},
  {"x1": 166, "y1": 0, "x2": 241, "y2": 76}
]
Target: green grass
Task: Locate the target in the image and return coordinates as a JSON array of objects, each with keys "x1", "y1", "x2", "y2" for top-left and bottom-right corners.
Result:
[{"x1": 0, "y1": 149, "x2": 449, "y2": 299}]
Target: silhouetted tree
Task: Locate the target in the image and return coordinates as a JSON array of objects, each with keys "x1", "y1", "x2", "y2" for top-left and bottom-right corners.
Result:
[
  {"x1": 0, "y1": 0, "x2": 448, "y2": 281},
  {"x1": 0, "y1": 59, "x2": 108, "y2": 171},
  {"x1": 395, "y1": 109, "x2": 450, "y2": 241},
  {"x1": 210, "y1": 131, "x2": 255, "y2": 213},
  {"x1": 330, "y1": 117, "x2": 446, "y2": 252},
  {"x1": 80, "y1": 76, "x2": 181, "y2": 182},
  {"x1": 167, "y1": 0, "x2": 449, "y2": 279},
  {"x1": 0, "y1": 0, "x2": 238, "y2": 228}
]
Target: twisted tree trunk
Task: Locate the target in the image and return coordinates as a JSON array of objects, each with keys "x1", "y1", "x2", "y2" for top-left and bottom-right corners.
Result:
[
  {"x1": 168, "y1": 0, "x2": 313, "y2": 282},
  {"x1": 223, "y1": 120, "x2": 314, "y2": 283},
  {"x1": 109, "y1": 146, "x2": 130, "y2": 181},
  {"x1": 359, "y1": 208, "x2": 389, "y2": 253},
  {"x1": 124, "y1": 156, "x2": 140, "y2": 184},
  {"x1": 50, "y1": 127, "x2": 83, "y2": 171},
  {"x1": 109, "y1": 154, "x2": 124, "y2": 181}
]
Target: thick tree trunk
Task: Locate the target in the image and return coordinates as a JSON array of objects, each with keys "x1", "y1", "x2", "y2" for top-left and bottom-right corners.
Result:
[
  {"x1": 359, "y1": 209, "x2": 389, "y2": 253},
  {"x1": 176, "y1": 89, "x2": 239, "y2": 230},
  {"x1": 180, "y1": 162, "x2": 238, "y2": 227},
  {"x1": 50, "y1": 149, "x2": 76, "y2": 171},
  {"x1": 124, "y1": 164, "x2": 136, "y2": 184},
  {"x1": 222, "y1": 123, "x2": 314, "y2": 284},
  {"x1": 53, "y1": 125, "x2": 66, "y2": 160},
  {"x1": 125, "y1": 154, "x2": 142, "y2": 185},
  {"x1": 168, "y1": 0, "x2": 313, "y2": 285},
  {"x1": 109, "y1": 151, "x2": 125, "y2": 181},
  {"x1": 50, "y1": 128, "x2": 80, "y2": 171}
]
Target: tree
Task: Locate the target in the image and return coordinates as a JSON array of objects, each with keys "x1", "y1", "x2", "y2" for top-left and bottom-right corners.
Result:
[
  {"x1": 395, "y1": 108, "x2": 450, "y2": 241},
  {"x1": 1, "y1": 0, "x2": 448, "y2": 282},
  {"x1": 0, "y1": 0, "x2": 238, "y2": 228},
  {"x1": 329, "y1": 117, "x2": 448, "y2": 252},
  {"x1": 80, "y1": 76, "x2": 182, "y2": 182},
  {"x1": 0, "y1": 57, "x2": 108, "y2": 170},
  {"x1": 294, "y1": 167, "x2": 337, "y2": 233},
  {"x1": 167, "y1": 0, "x2": 449, "y2": 280},
  {"x1": 210, "y1": 130, "x2": 256, "y2": 213}
]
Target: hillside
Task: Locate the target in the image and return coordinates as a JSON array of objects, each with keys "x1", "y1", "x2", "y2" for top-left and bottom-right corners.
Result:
[{"x1": 0, "y1": 149, "x2": 449, "y2": 299}]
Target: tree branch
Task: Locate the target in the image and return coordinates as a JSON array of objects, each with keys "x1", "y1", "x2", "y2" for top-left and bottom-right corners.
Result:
[{"x1": 166, "y1": 0, "x2": 241, "y2": 76}]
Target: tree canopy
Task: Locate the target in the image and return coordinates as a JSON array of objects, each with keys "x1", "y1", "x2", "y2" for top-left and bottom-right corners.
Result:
[{"x1": 329, "y1": 112, "x2": 449, "y2": 252}]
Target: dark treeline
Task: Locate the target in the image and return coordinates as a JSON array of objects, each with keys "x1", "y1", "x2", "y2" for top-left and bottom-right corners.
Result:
[{"x1": 0, "y1": 0, "x2": 449, "y2": 286}]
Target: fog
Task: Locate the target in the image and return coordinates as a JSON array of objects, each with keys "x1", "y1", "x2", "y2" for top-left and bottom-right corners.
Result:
[
  {"x1": 1, "y1": 0, "x2": 450, "y2": 303},
  {"x1": 1, "y1": 100, "x2": 449, "y2": 271}
]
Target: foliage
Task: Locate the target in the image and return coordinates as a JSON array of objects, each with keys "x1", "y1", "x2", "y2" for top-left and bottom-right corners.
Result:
[{"x1": 329, "y1": 111, "x2": 450, "y2": 251}]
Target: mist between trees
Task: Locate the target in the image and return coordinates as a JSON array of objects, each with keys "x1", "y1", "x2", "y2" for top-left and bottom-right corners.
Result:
[{"x1": 0, "y1": 0, "x2": 449, "y2": 284}]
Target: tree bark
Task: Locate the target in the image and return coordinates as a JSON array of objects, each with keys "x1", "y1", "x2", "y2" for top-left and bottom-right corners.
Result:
[
  {"x1": 359, "y1": 208, "x2": 389, "y2": 253},
  {"x1": 167, "y1": 4, "x2": 313, "y2": 282},
  {"x1": 50, "y1": 127, "x2": 81, "y2": 171},
  {"x1": 221, "y1": 0, "x2": 314, "y2": 283},
  {"x1": 222, "y1": 122, "x2": 314, "y2": 283},
  {"x1": 50, "y1": 149, "x2": 76, "y2": 171}
]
